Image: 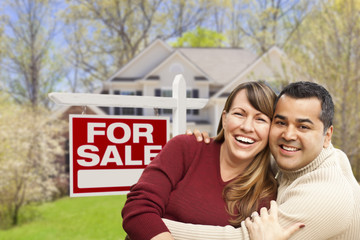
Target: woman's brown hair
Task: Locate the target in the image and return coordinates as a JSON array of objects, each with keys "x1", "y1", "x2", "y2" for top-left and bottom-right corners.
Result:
[{"x1": 215, "y1": 81, "x2": 277, "y2": 227}]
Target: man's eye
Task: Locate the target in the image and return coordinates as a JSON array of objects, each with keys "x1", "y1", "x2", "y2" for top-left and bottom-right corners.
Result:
[
  {"x1": 275, "y1": 121, "x2": 285, "y2": 126},
  {"x1": 300, "y1": 125, "x2": 310, "y2": 130}
]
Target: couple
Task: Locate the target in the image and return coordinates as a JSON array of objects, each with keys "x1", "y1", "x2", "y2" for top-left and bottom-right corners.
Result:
[{"x1": 122, "y1": 81, "x2": 360, "y2": 240}]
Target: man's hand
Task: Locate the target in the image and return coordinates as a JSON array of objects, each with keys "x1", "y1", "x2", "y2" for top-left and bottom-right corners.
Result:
[
  {"x1": 186, "y1": 129, "x2": 211, "y2": 143},
  {"x1": 245, "y1": 201, "x2": 305, "y2": 240},
  {"x1": 150, "y1": 232, "x2": 175, "y2": 240}
]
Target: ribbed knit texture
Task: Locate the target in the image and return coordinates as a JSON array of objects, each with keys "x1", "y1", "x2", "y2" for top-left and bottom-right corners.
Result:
[{"x1": 164, "y1": 144, "x2": 360, "y2": 239}]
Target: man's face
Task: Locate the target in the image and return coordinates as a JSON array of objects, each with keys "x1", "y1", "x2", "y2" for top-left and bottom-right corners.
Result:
[{"x1": 269, "y1": 95, "x2": 333, "y2": 171}]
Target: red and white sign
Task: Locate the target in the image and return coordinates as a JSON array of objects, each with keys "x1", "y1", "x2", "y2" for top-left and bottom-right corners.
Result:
[{"x1": 69, "y1": 115, "x2": 169, "y2": 197}]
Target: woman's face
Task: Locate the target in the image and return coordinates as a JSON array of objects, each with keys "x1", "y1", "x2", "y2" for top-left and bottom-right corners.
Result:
[{"x1": 222, "y1": 89, "x2": 271, "y2": 164}]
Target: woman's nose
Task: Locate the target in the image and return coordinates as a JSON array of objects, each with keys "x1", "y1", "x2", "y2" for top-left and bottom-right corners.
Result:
[{"x1": 240, "y1": 118, "x2": 254, "y2": 132}]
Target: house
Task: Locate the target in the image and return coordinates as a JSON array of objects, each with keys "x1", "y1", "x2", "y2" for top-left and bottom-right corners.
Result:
[
  {"x1": 97, "y1": 39, "x2": 289, "y2": 136},
  {"x1": 51, "y1": 39, "x2": 291, "y2": 196}
]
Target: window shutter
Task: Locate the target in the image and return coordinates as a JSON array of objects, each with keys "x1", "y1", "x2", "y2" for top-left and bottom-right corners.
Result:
[
  {"x1": 136, "y1": 91, "x2": 143, "y2": 115},
  {"x1": 114, "y1": 90, "x2": 121, "y2": 115},
  {"x1": 193, "y1": 89, "x2": 199, "y2": 115}
]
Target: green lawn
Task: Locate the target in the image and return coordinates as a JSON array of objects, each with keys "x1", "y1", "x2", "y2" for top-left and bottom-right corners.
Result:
[{"x1": 0, "y1": 195, "x2": 127, "y2": 240}]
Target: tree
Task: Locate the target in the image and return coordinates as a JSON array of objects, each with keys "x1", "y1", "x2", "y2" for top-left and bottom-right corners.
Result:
[
  {"x1": 0, "y1": 0, "x2": 64, "y2": 109},
  {"x1": 62, "y1": 0, "x2": 214, "y2": 91},
  {"x1": 155, "y1": 0, "x2": 214, "y2": 39},
  {"x1": 208, "y1": 0, "x2": 313, "y2": 53},
  {"x1": 0, "y1": 97, "x2": 66, "y2": 228},
  {"x1": 171, "y1": 27, "x2": 227, "y2": 47},
  {"x1": 286, "y1": 0, "x2": 360, "y2": 180}
]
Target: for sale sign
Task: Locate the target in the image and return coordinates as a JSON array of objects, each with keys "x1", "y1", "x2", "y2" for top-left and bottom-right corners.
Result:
[{"x1": 69, "y1": 115, "x2": 169, "y2": 197}]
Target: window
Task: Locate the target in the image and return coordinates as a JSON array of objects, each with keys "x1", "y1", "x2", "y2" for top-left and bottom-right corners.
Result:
[
  {"x1": 113, "y1": 90, "x2": 143, "y2": 116},
  {"x1": 154, "y1": 89, "x2": 199, "y2": 116}
]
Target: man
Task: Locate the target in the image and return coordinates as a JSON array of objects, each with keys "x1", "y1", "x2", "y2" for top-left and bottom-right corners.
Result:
[{"x1": 162, "y1": 81, "x2": 360, "y2": 239}]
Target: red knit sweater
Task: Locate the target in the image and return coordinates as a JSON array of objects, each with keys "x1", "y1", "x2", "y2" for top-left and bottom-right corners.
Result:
[{"x1": 122, "y1": 134, "x2": 273, "y2": 240}]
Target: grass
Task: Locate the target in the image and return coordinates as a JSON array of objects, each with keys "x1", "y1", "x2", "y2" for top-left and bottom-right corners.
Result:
[{"x1": 0, "y1": 195, "x2": 127, "y2": 240}]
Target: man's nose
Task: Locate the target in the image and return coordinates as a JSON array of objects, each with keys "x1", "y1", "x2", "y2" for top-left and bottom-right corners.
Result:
[{"x1": 282, "y1": 125, "x2": 297, "y2": 141}]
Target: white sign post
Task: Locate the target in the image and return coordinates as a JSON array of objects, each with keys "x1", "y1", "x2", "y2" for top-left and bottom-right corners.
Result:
[
  {"x1": 172, "y1": 74, "x2": 186, "y2": 136},
  {"x1": 49, "y1": 74, "x2": 208, "y2": 196},
  {"x1": 49, "y1": 74, "x2": 208, "y2": 137}
]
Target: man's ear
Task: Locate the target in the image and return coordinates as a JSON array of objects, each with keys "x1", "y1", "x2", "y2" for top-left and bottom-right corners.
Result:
[{"x1": 323, "y1": 125, "x2": 333, "y2": 148}]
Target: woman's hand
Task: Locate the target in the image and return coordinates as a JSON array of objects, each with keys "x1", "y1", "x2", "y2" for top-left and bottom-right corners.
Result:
[
  {"x1": 245, "y1": 201, "x2": 305, "y2": 240},
  {"x1": 186, "y1": 129, "x2": 211, "y2": 143}
]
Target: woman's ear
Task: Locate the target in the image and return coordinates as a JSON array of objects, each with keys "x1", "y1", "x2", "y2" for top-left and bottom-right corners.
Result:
[{"x1": 222, "y1": 110, "x2": 227, "y2": 129}]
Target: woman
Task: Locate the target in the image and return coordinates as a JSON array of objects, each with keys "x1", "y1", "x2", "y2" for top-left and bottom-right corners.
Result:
[{"x1": 121, "y1": 81, "x2": 278, "y2": 240}]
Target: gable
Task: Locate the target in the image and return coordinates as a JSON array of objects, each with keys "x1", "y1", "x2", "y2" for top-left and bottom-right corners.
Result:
[
  {"x1": 211, "y1": 46, "x2": 288, "y2": 98},
  {"x1": 145, "y1": 51, "x2": 211, "y2": 88},
  {"x1": 178, "y1": 48, "x2": 257, "y2": 85},
  {"x1": 246, "y1": 47, "x2": 287, "y2": 80},
  {"x1": 109, "y1": 39, "x2": 173, "y2": 81}
]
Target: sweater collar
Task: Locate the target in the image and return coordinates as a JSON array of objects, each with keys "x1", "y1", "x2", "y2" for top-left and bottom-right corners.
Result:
[{"x1": 276, "y1": 143, "x2": 334, "y2": 180}]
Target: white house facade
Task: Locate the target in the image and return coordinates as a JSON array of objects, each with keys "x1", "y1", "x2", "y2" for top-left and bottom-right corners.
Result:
[{"x1": 98, "y1": 39, "x2": 290, "y2": 136}]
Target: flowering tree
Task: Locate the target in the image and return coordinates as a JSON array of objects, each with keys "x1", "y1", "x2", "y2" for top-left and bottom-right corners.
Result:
[{"x1": 0, "y1": 100, "x2": 66, "y2": 228}]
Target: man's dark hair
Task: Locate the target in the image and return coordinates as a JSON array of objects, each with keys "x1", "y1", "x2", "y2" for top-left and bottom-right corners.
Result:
[{"x1": 275, "y1": 81, "x2": 334, "y2": 133}]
